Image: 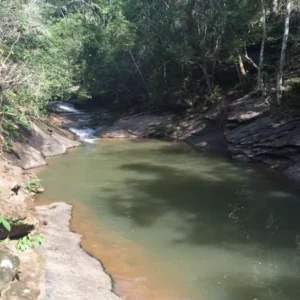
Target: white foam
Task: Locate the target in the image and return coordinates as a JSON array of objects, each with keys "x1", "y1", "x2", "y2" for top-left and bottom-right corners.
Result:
[
  {"x1": 69, "y1": 127, "x2": 98, "y2": 143},
  {"x1": 57, "y1": 103, "x2": 80, "y2": 113}
]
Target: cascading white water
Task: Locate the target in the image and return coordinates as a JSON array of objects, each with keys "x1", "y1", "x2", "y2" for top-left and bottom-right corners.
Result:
[
  {"x1": 55, "y1": 102, "x2": 99, "y2": 143},
  {"x1": 55, "y1": 102, "x2": 81, "y2": 114},
  {"x1": 69, "y1": 127, "x2": 98, "y2": 144}
]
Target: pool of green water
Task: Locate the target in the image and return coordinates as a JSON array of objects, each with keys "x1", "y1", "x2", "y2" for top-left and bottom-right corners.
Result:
[{"x1": 37, "y1": 139, "x2": 300, "y2": 300}]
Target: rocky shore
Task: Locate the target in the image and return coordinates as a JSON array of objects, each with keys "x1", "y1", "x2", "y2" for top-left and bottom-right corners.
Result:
[
  {"x1": 0, "y1": 119, "x2": 120, "y2": 299},
  {"x1": 1, "y1": 88, "x2": 300, "y2": 299},
  {"x1": 37, "y1": 203, "x2": 120, "y2": 300},
  {"x1": 92, "y1": 92, "x2": 300, "y2": 183}
]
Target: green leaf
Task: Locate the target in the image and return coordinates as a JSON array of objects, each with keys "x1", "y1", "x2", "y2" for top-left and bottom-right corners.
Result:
[{"x1": 1, "y1": 219, "x2": 11, "y2": 232}]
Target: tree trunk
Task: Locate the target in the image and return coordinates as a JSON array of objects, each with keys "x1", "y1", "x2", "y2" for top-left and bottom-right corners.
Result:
[
  {"x1": 272, "y1": 0, "x2": 278, "y2": 14},
  {"x1": 277, "y1": 0, "x2": 291, "y2": 105},
  {"x1": 237, "y1": 55, "x2": 247, "y2": 88},
  {"x1": 236, "y1": 64, "x2": 243, "y2": 88},
  {"x1": 200, "y1": 63, "x2": 213, "y2": 95},
  {"x1": 129, "y1": 50, "x2": 152, "y2": 102},
  {"x1": 238, "y1": 55, "x2": 247, "y2": 78},
  {"x1": 163, "y1": 61, "x2": 167, "y2": 85},
  {"x1": 258, "y1": 0, "x2": 266, "y2": 90}
]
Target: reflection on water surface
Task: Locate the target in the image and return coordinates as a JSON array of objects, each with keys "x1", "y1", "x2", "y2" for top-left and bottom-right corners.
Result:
[{"x1": 37, "y1": 139, "x2": 300, "y2": 300}]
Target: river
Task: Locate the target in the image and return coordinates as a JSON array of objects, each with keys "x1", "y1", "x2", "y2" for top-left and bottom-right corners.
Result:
[{"x1": 36, "y1": 138, "x2": 300, "y2": 300}]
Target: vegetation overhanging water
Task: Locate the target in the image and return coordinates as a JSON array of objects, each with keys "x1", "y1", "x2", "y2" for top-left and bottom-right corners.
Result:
[{"x1": 37, "y1": 139, "x2": 300, "y2": 300}]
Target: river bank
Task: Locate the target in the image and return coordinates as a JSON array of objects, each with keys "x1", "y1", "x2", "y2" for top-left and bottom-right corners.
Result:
[
  {"x1": 85, "y1": 90, "x2": 300, "y2": 183},
  {"x1": 0, "y1": 117, "x2": 120, "y2": 299},
  {"x1": 1, "y1": 90, "x2": 300, "y2": 299},
  {"x1": 36, "y1": 202, "x2": 120, "y2": 300}
]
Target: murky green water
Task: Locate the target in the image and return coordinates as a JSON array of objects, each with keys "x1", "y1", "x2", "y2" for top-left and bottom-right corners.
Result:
[{"x1": 37, "y1": 139, "x2": 300, "y2": 300}]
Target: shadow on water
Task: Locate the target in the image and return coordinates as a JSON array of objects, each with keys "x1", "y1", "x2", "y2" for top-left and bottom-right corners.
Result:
[
  {"x1": 202, "y1": 272, "x2": 300, "y2": 300},
  {"x1": 101, "y1": 160, "x2": 300, "y2": 249},
  {"x1": 99, "y1": 158, "x2": 300, "y2": 299},
  {"x1": 37, "y1": 139, "x2": 300, "y2": 299}
]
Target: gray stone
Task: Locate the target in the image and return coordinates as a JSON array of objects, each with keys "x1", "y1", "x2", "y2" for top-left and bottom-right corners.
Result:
[
  {"x1": 0, "y1": 245, "x2": 20, "y2": 294},
  {"x1": 51, "y1": 132, "x2": 81, "y2": 149},
  {"x1": 98, "y1": 114, "x2": 175, "y2": 139},
  {"x1": 12, "y1": 141, "x2": 47, "y2": 170},
  {"x1": 36, "y1": 203, "x2": 121, "y2": 300},
  {"x1": 1, "y1": 245, "x2": 45, "y2": 300},
  {"x1": 225, "y1": 92, "x2": 300, "y2": 181},
  {"x1": 28, "y1": 123, "x2": 67, "y2": 157}
]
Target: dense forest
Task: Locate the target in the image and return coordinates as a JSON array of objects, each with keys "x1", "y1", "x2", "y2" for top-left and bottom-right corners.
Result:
[{"x1": 0, "y1": 0, "x2": 299, "y2": 149}]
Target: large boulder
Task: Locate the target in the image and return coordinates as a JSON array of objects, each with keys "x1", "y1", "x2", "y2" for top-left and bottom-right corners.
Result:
[
  {"x1": 8, "y1": 121, "x2": 81, "y2": 169},
  {"x1": 27, "y1": 123, "x2": 67, "y2": 157},
  {"x1": 0, "y1": 245, "x2": 20, "y2": 294},
  {"x1": 12, "y1": 141, "x2": 47, "y2": 170},
  {"x1": 1, "y1": 247, "x2": 45, "y2": 300}
]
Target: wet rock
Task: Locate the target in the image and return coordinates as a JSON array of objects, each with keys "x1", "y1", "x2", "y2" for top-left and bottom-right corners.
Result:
[
  {"x1": 36, "y1": 186, "x2": 45, "y2": 193},
  {"x1": 0, "y1": 245, "x2": 20, "y2": 294}
]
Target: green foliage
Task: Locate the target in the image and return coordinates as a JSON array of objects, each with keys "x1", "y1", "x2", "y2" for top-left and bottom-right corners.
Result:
[
  {"x1": 1, "y1": 237, "x2": 10, "y2": 244},
  {"x1": 0, "y1": 214, "x2": 11, "y2": 232},
  {"x1": 289, "y1": 80, "x2": 300, "y2": 93},
  {"x1": 0, "y1": 0, "x2": 297, "y2": 137},
  {"x1": 26, "y1": 178, "x2": 41, "y2": 193},
  {"x1": 205, "y1": 86, "x2": 223, "y2": 106},
  {"x1": 17, "y1": 233, "x2": 44, "y2": 252},
  {"x1": 0, "y1": 0, "x2": 85, "y2": 149}
]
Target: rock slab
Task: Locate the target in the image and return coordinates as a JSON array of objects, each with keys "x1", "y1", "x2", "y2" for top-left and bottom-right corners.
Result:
[
  {"x1": 36, "y1": 203, "x2": 121, "y2": 300},
  {"x1": 0, "y1": 245, "x2": 20, "y2": 294}
]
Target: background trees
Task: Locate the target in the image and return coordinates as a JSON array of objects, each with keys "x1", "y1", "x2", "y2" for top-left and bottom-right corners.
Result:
[{"x1": 0, "y1": 0, "x2": 299, "y2": 147}]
